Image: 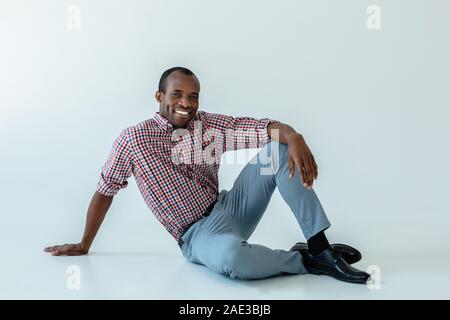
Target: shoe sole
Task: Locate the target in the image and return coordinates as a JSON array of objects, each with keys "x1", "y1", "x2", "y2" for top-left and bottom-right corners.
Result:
[{"x1": 307, "y1": 267, "x2": 369, "y2": 284}]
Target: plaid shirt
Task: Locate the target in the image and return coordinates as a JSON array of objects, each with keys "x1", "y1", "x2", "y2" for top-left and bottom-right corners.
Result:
[{"x1": 96, "y1": 110, "x2": 279, "y2": 241}]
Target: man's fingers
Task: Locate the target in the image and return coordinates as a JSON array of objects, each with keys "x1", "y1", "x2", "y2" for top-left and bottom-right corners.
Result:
[
  {"x1": 303, "y1": 158, "x2": 313, "y2": 187},
  {"x1": 311, "y1": 156, "x2": 318, "y2": 179},
  {"x1": 307, "y1": 157, "x2": 316, "y2": 182},
  {"x1": 288, "y1": 158, "x2": 295, "y2": 179},
  {"x1": 46, "y1": 245, "x2": 61, "y2": 252},
  {"x1": 302, "y1": 167, "x2": 311, "y2": 188},
  {"x1": 46, "y1": 244, "x2": 69, "y2": 255},
  {"x1": 294, "y1": 159, "x2": 307, "y2": 186}
]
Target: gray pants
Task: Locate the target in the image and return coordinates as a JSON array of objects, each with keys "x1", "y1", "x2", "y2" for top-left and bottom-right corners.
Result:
[{"x1": 180, "y1": 141, "x2": 331, "y2": 280}]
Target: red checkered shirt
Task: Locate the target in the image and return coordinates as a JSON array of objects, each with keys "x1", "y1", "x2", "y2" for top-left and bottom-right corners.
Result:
[{"x1": 96, "y1": 110, "x2": 279, "y2": 241}]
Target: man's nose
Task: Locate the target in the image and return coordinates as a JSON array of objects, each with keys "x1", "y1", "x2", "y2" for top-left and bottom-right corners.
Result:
[{"x1": 178, "y1": 97, "x2": 190, "y2": 108}]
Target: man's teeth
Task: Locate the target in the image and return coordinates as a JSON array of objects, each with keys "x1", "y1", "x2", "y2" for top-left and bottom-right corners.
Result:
[{"x1": 175, "y1": 110, "x2": 189, "y2": 115}]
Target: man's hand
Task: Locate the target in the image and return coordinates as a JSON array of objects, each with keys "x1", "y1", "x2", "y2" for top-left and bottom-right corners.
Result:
[
  {"x1": 287, "y1": 133, "x2": 318, "y2": 190},
  {"x1": 44, "y1": 243, "x2": 89, "y2": 256}
]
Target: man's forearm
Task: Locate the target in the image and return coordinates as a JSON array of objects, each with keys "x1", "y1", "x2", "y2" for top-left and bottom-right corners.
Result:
[
  {"x1": 267, "y1": 122, "x2": 303, "y2": 144},
  {"x1": 80, "y1": 191, "x2": 113, "y2": 249}
]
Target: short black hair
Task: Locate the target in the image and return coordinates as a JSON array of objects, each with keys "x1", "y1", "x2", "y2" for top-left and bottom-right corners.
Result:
[{"x1": 158, "y1": 66, "x2": 199, "y2": 93}]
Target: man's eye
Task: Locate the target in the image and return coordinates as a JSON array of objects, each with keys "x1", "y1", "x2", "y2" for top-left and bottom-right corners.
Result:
[{"x1": 172, "y1": 93, "x2": 181, "y2": 97}]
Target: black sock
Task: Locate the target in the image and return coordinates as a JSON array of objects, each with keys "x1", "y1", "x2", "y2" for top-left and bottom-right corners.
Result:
[{"x1": 307, "y1": 230, "x2": 331, "y2": 256}]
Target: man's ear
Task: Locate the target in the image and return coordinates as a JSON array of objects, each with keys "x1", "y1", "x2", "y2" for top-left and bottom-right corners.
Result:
[{"x1": 155, "y1": 91, "x2": 163, "y2": 103}]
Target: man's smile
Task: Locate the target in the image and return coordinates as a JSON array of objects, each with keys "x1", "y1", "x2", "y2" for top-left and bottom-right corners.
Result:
[{"x1": 173, "y1": 108, "x2": 194, "y2": 118}]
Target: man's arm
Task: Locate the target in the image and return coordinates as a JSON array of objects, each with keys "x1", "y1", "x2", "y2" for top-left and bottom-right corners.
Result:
[
  {"x1": 202, "y1": 112, "x2": 278, "y2": 151},
  {"x1": 267, "y1": 122, "x2": 318, "y2": 190},
  {"x1": 44, "y1": 191, "x2": 113, "y2": 256},
  {"x1": 45, "y1": 129, "x2": 133, "y2": 256}
]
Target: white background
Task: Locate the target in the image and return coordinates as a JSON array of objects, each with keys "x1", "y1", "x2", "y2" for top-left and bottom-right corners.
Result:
[{"x1": 1, "y1": 0, "x2": 449, "y2": 299}]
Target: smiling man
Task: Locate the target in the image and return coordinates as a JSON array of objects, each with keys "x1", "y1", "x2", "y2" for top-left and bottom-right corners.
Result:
[{"x1": 45, "y1": 67, "x2": 370, "y2": 284}]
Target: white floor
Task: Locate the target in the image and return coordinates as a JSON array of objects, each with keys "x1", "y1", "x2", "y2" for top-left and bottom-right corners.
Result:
[
  {"x1": 2, "y1": 177, "x2": 450, "y2": 299},
  {"x1": 2, "y1": 237, "x2": 450, "y2": 299}
]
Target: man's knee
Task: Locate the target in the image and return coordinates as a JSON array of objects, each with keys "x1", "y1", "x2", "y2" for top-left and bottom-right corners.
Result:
[
  {"x1": 263, "y1": 141, "x2": 287, "y2": 155},
  {"x1": 257, "y1": 142, "x2": 289, "y2": 175},
  {"x1": 214, "y1": 237, "x2": 254, "y2": 279}
]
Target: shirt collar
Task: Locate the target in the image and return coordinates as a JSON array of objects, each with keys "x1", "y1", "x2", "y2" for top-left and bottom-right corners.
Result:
[
  {"x1": 153, "y1": 112, "x2": 173, "y2": 131},
  {"x1": 153, "y1": 111, "x2": 199, "y2": 132}
]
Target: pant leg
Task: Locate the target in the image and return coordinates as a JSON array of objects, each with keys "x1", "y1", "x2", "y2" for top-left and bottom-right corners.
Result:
[
  {"x1": 220, "y1": 141, "x2": 331, "y2": 240},
  {"x1": 180, "y1": 204, "x2": 308, "y2": 280}
]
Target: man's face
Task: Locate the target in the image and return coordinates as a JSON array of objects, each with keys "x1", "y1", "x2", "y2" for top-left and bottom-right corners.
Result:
[{"x1": 155, "y1": 71, "x2": 200, "y2": 129}]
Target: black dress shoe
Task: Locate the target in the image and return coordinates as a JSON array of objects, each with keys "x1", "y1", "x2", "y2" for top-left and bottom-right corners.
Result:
[
  {"x1": 290, "y1": 242, "x2": 362, "y2": 265},
  {"x1": 301, "y1": 248, "x2": 370, "y2": 284}
]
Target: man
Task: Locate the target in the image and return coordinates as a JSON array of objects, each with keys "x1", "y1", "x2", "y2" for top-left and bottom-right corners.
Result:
[{"x1": 45, "y1": 67, "x2": 370, "y2": 283}]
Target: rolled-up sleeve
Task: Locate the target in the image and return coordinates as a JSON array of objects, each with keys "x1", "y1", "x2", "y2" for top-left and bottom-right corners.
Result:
[
  {"x1": 203, "y1": 112, "x2": 280, "y2": 152},
  {"x1": 96, "y1": 129, "x2": 134, "y2": 196}
]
